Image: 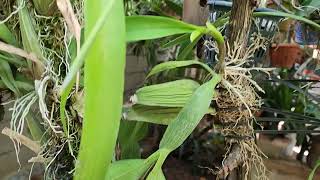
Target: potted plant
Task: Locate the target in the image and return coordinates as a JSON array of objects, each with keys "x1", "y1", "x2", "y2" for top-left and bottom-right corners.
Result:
[{"x1": 269, "y1": 43, "x2": 303, "y2": 68}]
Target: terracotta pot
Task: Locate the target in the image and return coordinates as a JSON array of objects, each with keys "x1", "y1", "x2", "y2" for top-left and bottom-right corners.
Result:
[{"x1": 269, "y1": 44, "x2": 303, "y2": 68}]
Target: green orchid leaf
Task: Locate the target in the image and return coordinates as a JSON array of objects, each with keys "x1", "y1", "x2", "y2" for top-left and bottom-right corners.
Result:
[
  {"x1": 0, "y1": 24, "x2": 18, "y2": 46},
  {"x1": 147, "y1": 60, "x2": 215, "y2": 78},
  {"x1": 126, "y1": 15, "x2": 204, "y2": 42},
  {"x1": 0, "y1": 60, "x2": 19, "y2": 95},
  {"x1": 254, "y1": 11, "x2": 320, "y2": 31},
  {"x1": 74, "y1": 0, "x2": 126, "y2": 179},
  {"x1": 161, "y1": 33, "x2": 190, "y2": 49},
  {"x1": 118, "y1": 121, "x2": 148, "y2": 159},
  {"x1": 159, "y1": 75, "x2": 220, "y2": 151},
  {"x1": 177, "y1": 33, "x2": 202, "y2": 60}
]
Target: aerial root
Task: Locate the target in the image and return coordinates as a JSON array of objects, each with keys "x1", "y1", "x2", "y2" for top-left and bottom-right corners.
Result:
[{"x1": 214, "y1": 33, "x2": 272, "y2": 179}]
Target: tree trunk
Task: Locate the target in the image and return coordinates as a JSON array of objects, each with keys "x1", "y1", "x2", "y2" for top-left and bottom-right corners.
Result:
[
  {"x1": 227, "y1": 0, "x2": 255, "y2": 52},
  {"x1": 182, "y1": 0, "x2": 208, "y2": 26},
  {"x1": 227, "y1": 1, "x2": 255, "y2": 180}
]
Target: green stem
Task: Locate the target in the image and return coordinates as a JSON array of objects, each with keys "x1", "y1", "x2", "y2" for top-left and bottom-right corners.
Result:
[{"x1": 205, "y1": 22, "x2": 226, "y2": 74}]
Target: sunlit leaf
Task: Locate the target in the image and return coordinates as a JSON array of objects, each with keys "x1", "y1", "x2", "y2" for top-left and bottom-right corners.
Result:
[
  {"x1": 126, "y1": 16, "x2": 204, "y2": 42},
  {"x1": 74, "y1": 0, "x2": 126, "y2": 179}
]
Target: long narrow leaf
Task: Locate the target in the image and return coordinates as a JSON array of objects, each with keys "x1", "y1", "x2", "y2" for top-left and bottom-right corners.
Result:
[
  {"x1": 177, "y1": 33, "x2": 202, "y2": 60},
  {"x1": 161, "y1": 33, "x2": 190, "y2": 49},
  {"x1": 106, "y1": 152, "x2": 160, "y2": 180},
  {"x1": 126, "y1": 16, "x2": 204, "y2": 42},
  {"x1": 261, "y1": 106, "x2": 320, "y2": 122},
  {"x1": 254, "y1": 11, "x2": 320, "y2": 31},
  {"x1": 74, "y1": 0, "x2": 126, "y2": 179},
  {"x1": 106, "y1": 159, "x2": 146, "y2": 180},
  {"x1": 105, "y1": 151, "x2": 160, "y2": 180},
  {"x1": 0, "y1": 60, "x2": 19, "y2": 95},
  {"x1": 271, "y1": 77, "x2": 320, "y2": 103},
  {"x1": 146, "y1": 75, "x2": 221, "y2": 178},
  {"x1": 59, "y1": 0, "x2": 115, "y2": 94},
  {"x1": 147, "y1": 60, "x2": 215, "y2": 78},
  {"x1": 0, "y1": 80, "x2": 33, "y2": 91},
  {"x1": 0, "y1": 24, "x2": 18, "y2": 46},
  {"x1": 297, "y1": 0, "x2": 320, "y2": 17},
  {"x1": 0, "y1": 53, "x2": 25, "y2": 67},
  {"x1": 18, "y1": 0, "x2": 45, "y2": 79},
  {"x1": 159, "y1": 75, "x2": 220, "y2": 151},
  {"x1": 308, "y1": 159, "x2": 320, "y2": 180}
]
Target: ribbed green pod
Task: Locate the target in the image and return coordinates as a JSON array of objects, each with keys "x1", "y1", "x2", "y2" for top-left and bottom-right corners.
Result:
[{"x1": 133, "y1": 79, "x2": 200, "y2": 107}]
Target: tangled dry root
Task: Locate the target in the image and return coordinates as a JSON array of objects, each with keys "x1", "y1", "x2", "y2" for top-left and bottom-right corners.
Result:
[{"x1": 214, "y1": 34, "x2": 272, "y2": 180}]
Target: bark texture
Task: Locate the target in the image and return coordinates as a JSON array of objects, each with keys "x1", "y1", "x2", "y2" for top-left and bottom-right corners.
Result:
[
  {"x1": 227, "y1": 0, "x2": 255, "y2": 52},
  {"x1": 225, "y1": 1, "x2": 255, "y2": 180},
  {"x1": 182, "y1": 0, "x2": 208, "y2": 25}
]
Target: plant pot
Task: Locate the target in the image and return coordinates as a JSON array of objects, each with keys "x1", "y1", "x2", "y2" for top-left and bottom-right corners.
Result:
[{"x1": 269, "y1": 44, "x2": 303, "y2": 68}]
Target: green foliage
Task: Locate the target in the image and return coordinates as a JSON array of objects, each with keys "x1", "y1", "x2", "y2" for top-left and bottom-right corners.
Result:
[
  {"x1": 124, "y1": 0, "x2": 183, "y2": 16},
  {"x1": 18, "y1": 0, "x2": 44, "y2": 61},
  {"x1": 177, "y1": 33, "x2": 202, "y2": 60},
  {"x1": 126, "y1": 16, "x2": 205, "y2": 42},
  {"x1": 74, "y1": 0, "x2": 126, "y2": 179},
  {"x1": 106, "y1": 159, "x2": 148, "y2": 179},
  {"x1": 60, "y1": 0, "x2": 115, "y2": 93},
  {"x1": 0, "y1": 24, "x2": 18, "y2": 46},
  {"x1": 0, "y1": 60, "x2": 19, "y2": 95},
  {"x1": 109, "y1": 75, "x2": 221, "y2": 179},
  {"x1": 18, "y1": 0, "x2": 45, "y2": 79},
  {"x1": 309, "y1": 159, "x2": 320, "y2": 180},
  {"x1": 106, "y1": 152, "x2": 160, "y2": 180},
  {"x1": 147, "y1": 60, "x2": 215, "y2": 78},
  {"x1": 297, "y1": 0, "x2": 320, "y2": 17},
  {"x1": 125, "y1": 105, "x2": 181, "y2": 125},
  {"x1": 254, "y1": 11, "x2": 320, "y2": 31},
  {"x1": 159, "y1": 76, "x2": 220, "y2": 151},
  {"x1": 133, "y1": 79, "x2": 200, "y2": 107},
  {"x1": 161, "y1": 33, "x2": 190, "y2": 49},
  {"x1": 118, "y1": 121, "x2": 148, "y2": 159}
]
